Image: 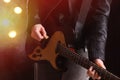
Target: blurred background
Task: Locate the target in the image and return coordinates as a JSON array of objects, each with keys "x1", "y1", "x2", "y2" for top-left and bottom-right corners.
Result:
[{"x1": 0, "y1": 0, "x2": 119, "y2": 80}]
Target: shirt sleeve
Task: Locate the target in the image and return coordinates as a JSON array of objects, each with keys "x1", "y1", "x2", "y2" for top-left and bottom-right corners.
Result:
[{"x1": 86, "y1": 0, "x2": 112, "y2": 61}]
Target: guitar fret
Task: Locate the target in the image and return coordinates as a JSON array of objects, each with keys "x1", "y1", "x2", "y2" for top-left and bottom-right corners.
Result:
[{"x1": 56, "y1": 42, "x2": 120, "y2": 80}]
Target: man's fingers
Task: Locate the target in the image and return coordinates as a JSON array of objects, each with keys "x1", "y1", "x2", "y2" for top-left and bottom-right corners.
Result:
[
  {"x1": 94, "y1": 59, "x2": 106, "y2": 69},
  {"x1": 94, "y1": 72, "x2": 101, "y2": 80},
  {"x1": 87, "y1": 59, "x2": 106, "y2": 80},
  {"x1": 31, "y1": 24, "x2": 48, "y2": 41},
  {"x1": 87, "y1": 66, "x2": 94, "y2": 77},
  {"x1": 31, "y1": 30, "x2": 43, "y2": 41},
  {"x1": 87, "y1": 66, "x2": 101, "y2": 80},
  {"x1": 41, "y1": 27, "x2": 49, "y2": 39}
]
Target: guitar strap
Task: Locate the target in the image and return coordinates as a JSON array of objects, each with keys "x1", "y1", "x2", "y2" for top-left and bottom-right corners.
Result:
[
  {"x1": 75, "y1": 0, "x2": 92, "y2": 25},
  {"x1": 69, "y1": 0, "x2": 93, "y2": 48}
]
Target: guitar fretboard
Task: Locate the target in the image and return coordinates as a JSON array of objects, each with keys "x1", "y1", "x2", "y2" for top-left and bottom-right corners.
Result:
[{"x1": 56, "y1": 42, "x2": 120, "y2": 80}]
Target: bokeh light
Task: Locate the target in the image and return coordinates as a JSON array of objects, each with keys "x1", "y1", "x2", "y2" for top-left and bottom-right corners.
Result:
[
  {"x1": 1, "y1": 18, "x2": 10, "y2": 26},
  {"x1": 0, "y1": 0, "x2": 27, "y2": 47},
  {"x1": 14, "y1": 6, "x2": 22, "y2": 14},
  {"x1": 8, "y1": 30, "x2": 17, "y2": 38},
  {"x1": 3, "y1": 0, "x2": 11, "y2": 3}
]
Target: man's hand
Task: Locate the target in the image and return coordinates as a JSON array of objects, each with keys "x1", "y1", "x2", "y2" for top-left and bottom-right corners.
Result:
[
  {"x1": 31, "y1": 24, "x2": 49, "y2": 41},
  {"x1": 87, "y1": 59, "x2": 106, "y2": 80}
]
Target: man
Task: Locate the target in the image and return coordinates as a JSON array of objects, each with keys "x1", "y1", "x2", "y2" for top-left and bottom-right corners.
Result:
[{"x1": 26, "y1": 0, "x2": 112, "y2": 80}]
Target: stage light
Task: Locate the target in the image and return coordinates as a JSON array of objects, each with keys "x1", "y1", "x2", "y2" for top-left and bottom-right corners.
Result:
[
  {"x1": 0, "y1": 0, "x2": 27, "y2": 48},
  {"x1": 14, "y1": 7, "x2": 22, "y2": 14},
  {"x1": 1, "y1": 18, "x2": 10, "y2": 27},
  {"x1": 3, "y1": 0, "x2": 11, "y2": 3},
  {"x1": 8, "y1": 30, "x2": 17, "y2": 38}
]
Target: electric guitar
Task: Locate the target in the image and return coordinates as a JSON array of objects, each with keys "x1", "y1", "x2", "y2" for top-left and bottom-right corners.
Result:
[{"x1": 27, "y1": 31, "x2": 120, "y2": 80}]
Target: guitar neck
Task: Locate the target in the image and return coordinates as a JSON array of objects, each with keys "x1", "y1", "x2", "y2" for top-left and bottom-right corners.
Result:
[{"x1": 56, "y1": 43, "x2": 120, "y2": 80}]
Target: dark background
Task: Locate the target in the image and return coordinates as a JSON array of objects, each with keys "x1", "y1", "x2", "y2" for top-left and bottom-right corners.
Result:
[
  {"x1": 0, "y1": 0, "x2": 120, "y2": 80},
  {"x1": 106, "y1": 0, "x2": 120, "y2": 77}
]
